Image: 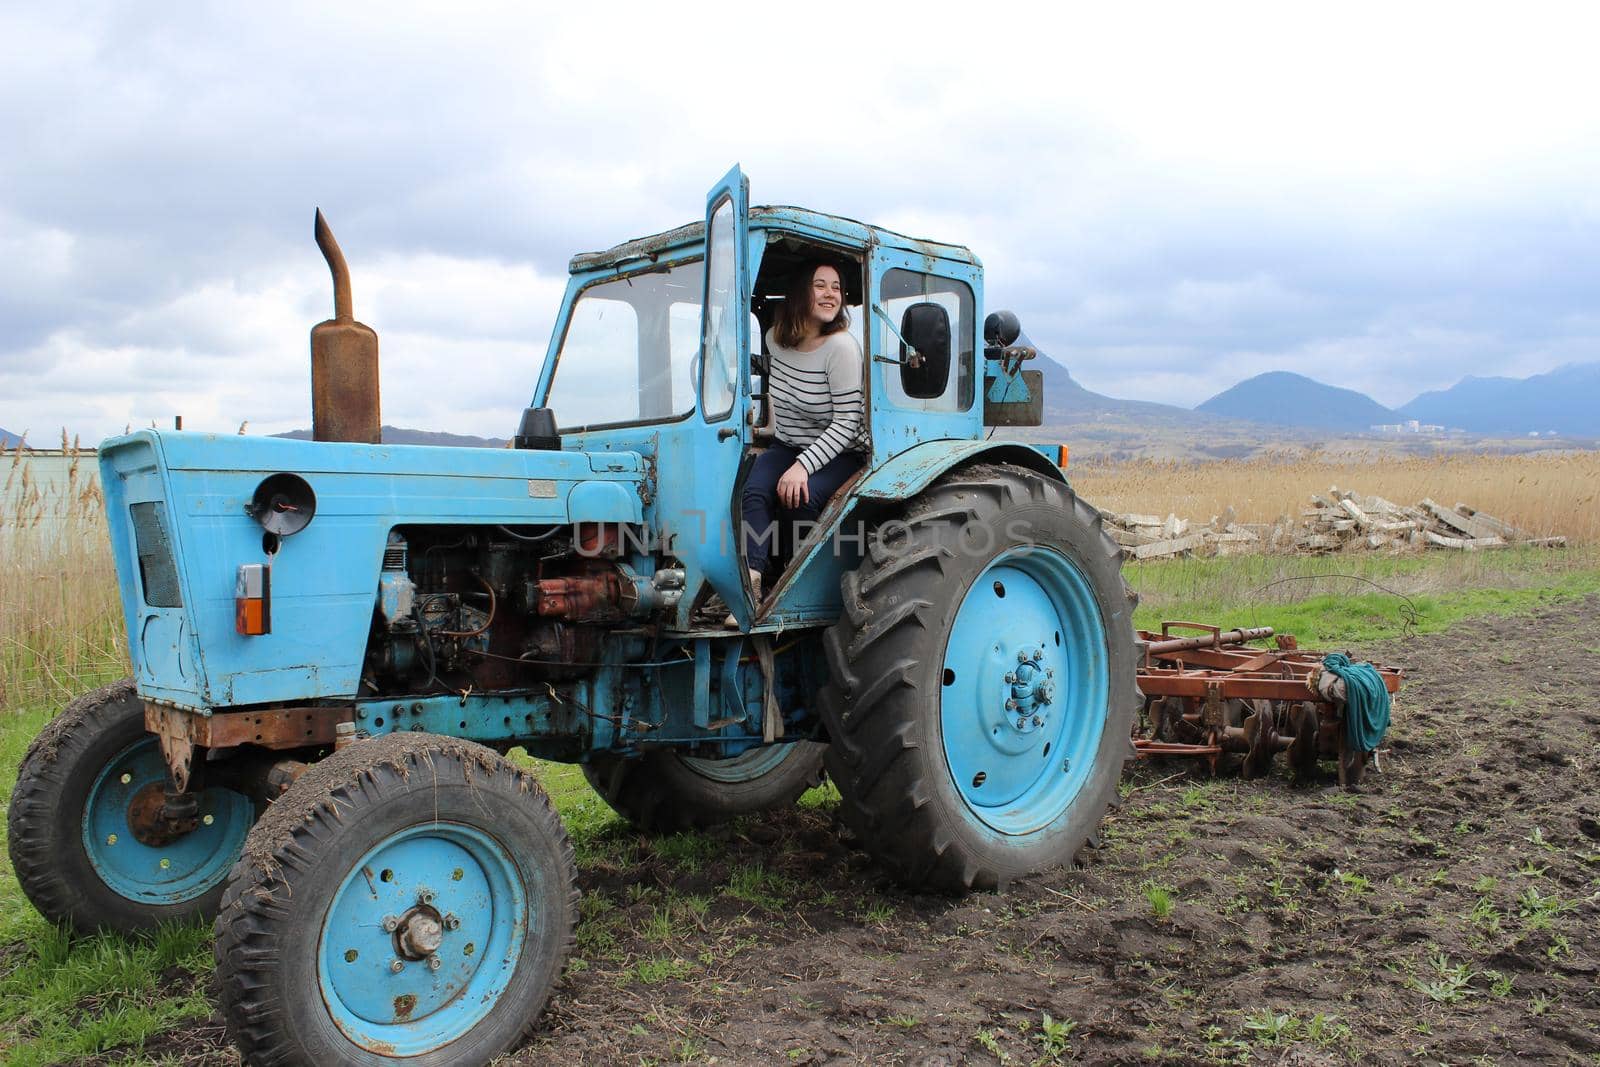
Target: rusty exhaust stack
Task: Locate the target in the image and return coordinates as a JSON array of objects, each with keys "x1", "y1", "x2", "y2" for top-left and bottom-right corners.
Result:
[{"x1": 310, "y1": 210, "x2": 381, "y2": 443}]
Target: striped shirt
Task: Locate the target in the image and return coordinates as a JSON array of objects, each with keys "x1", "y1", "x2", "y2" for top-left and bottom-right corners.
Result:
[{"x1": 765, "y1": 327, "x2": 866, "y2": 475}]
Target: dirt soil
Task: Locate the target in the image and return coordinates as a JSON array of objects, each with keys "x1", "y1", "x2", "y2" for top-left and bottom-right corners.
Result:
[{"x1": 109, "y1": 596, "x2": 1600, "y2": 1065}]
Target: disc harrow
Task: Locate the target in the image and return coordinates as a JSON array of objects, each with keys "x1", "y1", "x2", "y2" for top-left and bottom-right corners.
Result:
[{"x1": 1133, "y1": 621, "x2": 1402, "y2": 786}]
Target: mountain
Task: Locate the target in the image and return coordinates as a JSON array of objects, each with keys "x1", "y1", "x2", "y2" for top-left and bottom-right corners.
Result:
[
  {"x1": 0, "y1": 428, "x2": 22, "y2": 449},
  {"x1": 273, "y1": 426, "x2": 509, "y2": 448},
  {"x1": 1023, "y1": 336, "x2": 1237, "y2": 426},
  {"x1": 1400, "y1": 362, "x2": 1600, "y2": 437},
  {"x1": 1196, "y1": 371, "x2": 1396, "y2": 431},
  {"x1": 1020, "y1": 343, "x2": 1320, "y2": 459}
]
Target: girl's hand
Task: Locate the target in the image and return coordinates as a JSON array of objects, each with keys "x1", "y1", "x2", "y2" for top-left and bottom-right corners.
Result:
[{"x1": 778, "y1": 463, "x2": 810, "y2": 509}]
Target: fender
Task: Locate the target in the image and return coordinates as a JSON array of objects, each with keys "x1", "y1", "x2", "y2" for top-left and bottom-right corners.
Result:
[
  {"x1": 849, "y1": 438, "x2": 1065, "y2": 503},
  {"x1": 761, "y1": 438, "x2": 1067, "y2": 626}
]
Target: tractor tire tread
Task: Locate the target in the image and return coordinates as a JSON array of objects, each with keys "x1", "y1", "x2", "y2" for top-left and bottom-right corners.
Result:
[
  {"x1": 581, "y1": 743, "x2": 826, "y2": 834},
  {"x1": 818, "y1": 463, "x2": 1138, "y2": 893},
  {"x1": 214, "y1": 732, "x2": 577, "y2": 1067},
  {"x1": 8, "y1": 679, "x2": 243, "y2": 933}
]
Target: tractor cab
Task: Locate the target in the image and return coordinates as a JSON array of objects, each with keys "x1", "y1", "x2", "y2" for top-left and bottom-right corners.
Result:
[{"x1": 534, "y1": 166, "x2": 1046, "y2": 631}]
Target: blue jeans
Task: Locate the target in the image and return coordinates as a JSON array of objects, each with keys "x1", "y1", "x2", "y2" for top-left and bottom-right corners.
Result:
[{"x1": 742, "y1": 442, "x2": 865, "y2": 575}]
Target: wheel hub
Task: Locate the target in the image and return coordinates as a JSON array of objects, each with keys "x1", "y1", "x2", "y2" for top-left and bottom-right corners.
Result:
[
  {"x1": 126, "y1": 782, "x2": 189, "y2": 846},
  {"x1": 1003, "y1": 649, "x2": 1056, "y2": 733},
  {"x1": 394, "y1": 902, "x2": 445, "y2": 960}
]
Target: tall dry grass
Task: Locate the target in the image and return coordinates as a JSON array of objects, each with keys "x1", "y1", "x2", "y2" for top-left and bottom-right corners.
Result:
[
  {"x1": 0, "y1": 440, "x2": 126, "y2": 712},
  {"x1": 1068, "y1": 450, "x2": 1600, "y2": 544}
]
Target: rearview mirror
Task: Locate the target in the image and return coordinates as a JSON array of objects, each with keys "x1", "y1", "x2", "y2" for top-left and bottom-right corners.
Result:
[{"x1": 899, "y1": 302, "x2": 951, "y2": 399}]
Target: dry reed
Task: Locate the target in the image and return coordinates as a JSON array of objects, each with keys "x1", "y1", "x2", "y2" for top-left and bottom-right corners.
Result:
[
  {"x1": 2, "y1": 440, "x2": 1595, "y2": 714},
  {"x1": 1, "y1": 439, "x2": 126, "y2": 712},
  {"x1": 1068, "y1": 450, "x2": 1600, "y2": 545}
]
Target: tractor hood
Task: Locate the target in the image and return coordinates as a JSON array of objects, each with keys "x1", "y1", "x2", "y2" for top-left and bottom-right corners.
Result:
[{"x1": 98, "y1": 430, "x2": 643, "y2": 710}]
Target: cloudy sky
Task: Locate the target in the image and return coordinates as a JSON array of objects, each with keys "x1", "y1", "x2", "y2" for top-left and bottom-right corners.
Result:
[{"x1": 3, "y1": 2, "x2": 1598, "y2": 443}]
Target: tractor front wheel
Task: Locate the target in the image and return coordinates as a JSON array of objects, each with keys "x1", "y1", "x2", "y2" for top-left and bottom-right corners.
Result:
[
  {"x1": 819, "y1": 464, "x2": 1140, "y2": 892},
  {"x1": 7, "y1": 679, "x2": 254, "y2": 933},
  {"x1": 214, "y1": 733, "x2": 577, "y2": 1067}
]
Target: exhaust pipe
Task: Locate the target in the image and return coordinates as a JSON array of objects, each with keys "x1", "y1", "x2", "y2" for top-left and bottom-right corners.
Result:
[{"x1": 310, "y1": 210, "x2": 381, "y2": 443}]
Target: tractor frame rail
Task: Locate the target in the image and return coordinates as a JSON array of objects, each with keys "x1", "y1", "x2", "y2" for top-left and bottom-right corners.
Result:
[{"x1": 1133, "y1": 621, "x2": 1402, "y2": 786}]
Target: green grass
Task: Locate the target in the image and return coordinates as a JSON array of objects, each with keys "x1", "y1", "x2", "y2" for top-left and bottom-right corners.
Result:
[
  {"x1": 0, "y1": 707, "x2": 217, "y2": 1066},
  {"x1": 1141, "y1": 881, "x2": 1175, "y2": 920},
  {"x1": 1127, "y1": 546, "x2": 1600, "y2": 643}
]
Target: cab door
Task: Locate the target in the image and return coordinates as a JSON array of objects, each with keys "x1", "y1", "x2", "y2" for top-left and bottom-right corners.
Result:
[
  {"x1": 866, "y1": 247, "x2": 982, "y2": 461},
  {"x1": 673, "y1": 165, "x2": 753, "y2": 628}
]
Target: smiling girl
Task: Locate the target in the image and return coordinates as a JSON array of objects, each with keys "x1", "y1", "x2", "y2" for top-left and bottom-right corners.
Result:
[{"x1": 739, "y1": 261, "x2": 866, "y2": 607}]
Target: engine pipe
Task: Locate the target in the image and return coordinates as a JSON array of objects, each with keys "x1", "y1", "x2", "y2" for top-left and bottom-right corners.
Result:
[{"x1": 310, "y1": 209, "x2": 381, "y2": 443}]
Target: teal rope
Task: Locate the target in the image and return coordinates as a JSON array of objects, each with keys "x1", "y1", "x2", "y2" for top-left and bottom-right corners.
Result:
[{"x1": 1323, "y1": 652, "x2": 1391, "y2": 752}]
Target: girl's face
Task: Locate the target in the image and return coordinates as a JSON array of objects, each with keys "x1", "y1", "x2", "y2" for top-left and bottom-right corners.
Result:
[{"x1": 808, "y1": 265, "x2": 843, "y2": 326}]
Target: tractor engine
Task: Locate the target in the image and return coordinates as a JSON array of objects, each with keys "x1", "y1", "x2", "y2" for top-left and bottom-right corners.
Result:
[{"x1": 364, "y1": 523, "x2": 681, "y2": 694}]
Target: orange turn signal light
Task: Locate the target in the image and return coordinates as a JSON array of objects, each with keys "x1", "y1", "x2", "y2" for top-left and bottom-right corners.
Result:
[
  {"x1": 235, "y1": 563, "x2": 271, "y2": 636},
  {"x1": 1056, "y1": 444, "x2": 1070, "y2": 469}
]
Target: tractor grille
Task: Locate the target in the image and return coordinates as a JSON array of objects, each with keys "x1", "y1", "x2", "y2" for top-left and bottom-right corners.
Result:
[{"x1": 129, "y1": 502, "x2": 184, "y2": 608}]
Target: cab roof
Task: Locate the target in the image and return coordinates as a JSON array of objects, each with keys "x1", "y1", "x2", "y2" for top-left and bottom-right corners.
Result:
[{"x1": 568, "y1": 204, "x2": 980, "y2": 274}]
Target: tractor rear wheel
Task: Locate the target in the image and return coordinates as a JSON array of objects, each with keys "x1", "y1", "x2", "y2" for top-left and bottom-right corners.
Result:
[
  {"x1": 582, "y1": 742, "x2": 826, "y2": 832},
  {"x1": 7, "y1": 679, "x2": 254, "y2": 933},
  {"x1": 818, "y1": 464, "x2": 1139, "y2": 892},
  {"x1": 214, "y1": 733, "x2": 577, "y2": 1067}
]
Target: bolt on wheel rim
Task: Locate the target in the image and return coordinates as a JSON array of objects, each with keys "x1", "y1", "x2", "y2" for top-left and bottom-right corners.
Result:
[
  {"x1": 81, "y1": 737, "x2": 252, "y2": 902},
  {"x1": 940, "y1": 548, "x2": 1109, "y2": 835},
  {"x1": 317, "y1": 823, "x2": 528, "y2": 1056}
]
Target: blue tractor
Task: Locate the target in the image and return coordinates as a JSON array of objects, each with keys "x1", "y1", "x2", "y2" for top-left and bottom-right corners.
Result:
[{"x1": 7, "y1": 167, "x2": 1138, "y2": 1065}]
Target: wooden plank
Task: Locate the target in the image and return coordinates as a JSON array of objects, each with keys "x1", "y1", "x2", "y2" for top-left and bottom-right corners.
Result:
[
  {"x1": 1455, "y1": 505, "x2": 1531, "y2": 540},
  {"x1": 1110, "y1": 526, "x2": 1160, "y2": 548},
  {"x1": 1132, "y1": 533, "x2": 1206, "y2": 560},
  {"x1": 1442, "y1": 507, "x2": 1503, "y2": 540},
  {"x1": 1337, "y1": 497, "x2": 1372, "y2": 528},
  {"x1": 1420, "y1": 499, "x2": 1477, "y2": 536},
  {"x1": 1424, "y1": 530, "x2": 1505, "y2": 550},
  {"x1": 1365, "y1": 494, "x2": 1405, "y2": 516}
]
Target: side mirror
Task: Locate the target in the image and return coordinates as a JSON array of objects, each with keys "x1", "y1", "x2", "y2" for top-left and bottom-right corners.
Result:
[{"x1": 899, "y1": 302, "x2": 951, "y2": 399}]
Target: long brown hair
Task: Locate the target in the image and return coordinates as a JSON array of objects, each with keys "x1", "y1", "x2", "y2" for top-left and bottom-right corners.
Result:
[{"x1": 773, "y1": 261, "x2": 852, "y2": 349}]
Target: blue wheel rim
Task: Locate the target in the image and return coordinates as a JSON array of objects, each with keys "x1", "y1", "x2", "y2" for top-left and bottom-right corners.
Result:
[
  {"x1": 940, "y1": 546, "x2": 1109, "y2": 836},
  {"x1": 317, "y1": 823, "x2": 529, "y2": 1057},
  {"x1": 81, "y1": 737, "x2": 252, "y2": 903}
]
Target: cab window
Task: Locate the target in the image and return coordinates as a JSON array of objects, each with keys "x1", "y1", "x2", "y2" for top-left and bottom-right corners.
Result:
[
  {"x1": 545, "y1": 259, "x2": 704, "y2": 430},
  {"x1": 878, "y1": 268, "x2": 974, "y2": 413}
]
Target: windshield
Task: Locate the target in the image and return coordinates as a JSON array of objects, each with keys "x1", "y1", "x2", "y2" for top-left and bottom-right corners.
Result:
[{"x1": 544, "y1": 258, "x2": 705, "y2": 429}]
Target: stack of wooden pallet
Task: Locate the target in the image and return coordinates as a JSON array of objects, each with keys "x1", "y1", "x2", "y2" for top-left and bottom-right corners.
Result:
[
  {"x1": 1295, "y1": 489, "x2": 1565, "y2": 554},
  {"x1": 1097, "y1": 489, "x2": 1565, "y2": 560}
]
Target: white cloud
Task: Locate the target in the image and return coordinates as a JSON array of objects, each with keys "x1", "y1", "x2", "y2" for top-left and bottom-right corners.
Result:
[{"x1": 3, "y1": 1, "x2": 1600, "y2": 439}]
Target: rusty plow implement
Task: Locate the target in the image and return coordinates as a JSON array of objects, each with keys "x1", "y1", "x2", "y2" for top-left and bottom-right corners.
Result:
[{"x1": 1133, "y1": 622, "x2": 1402, "y2": 787}]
